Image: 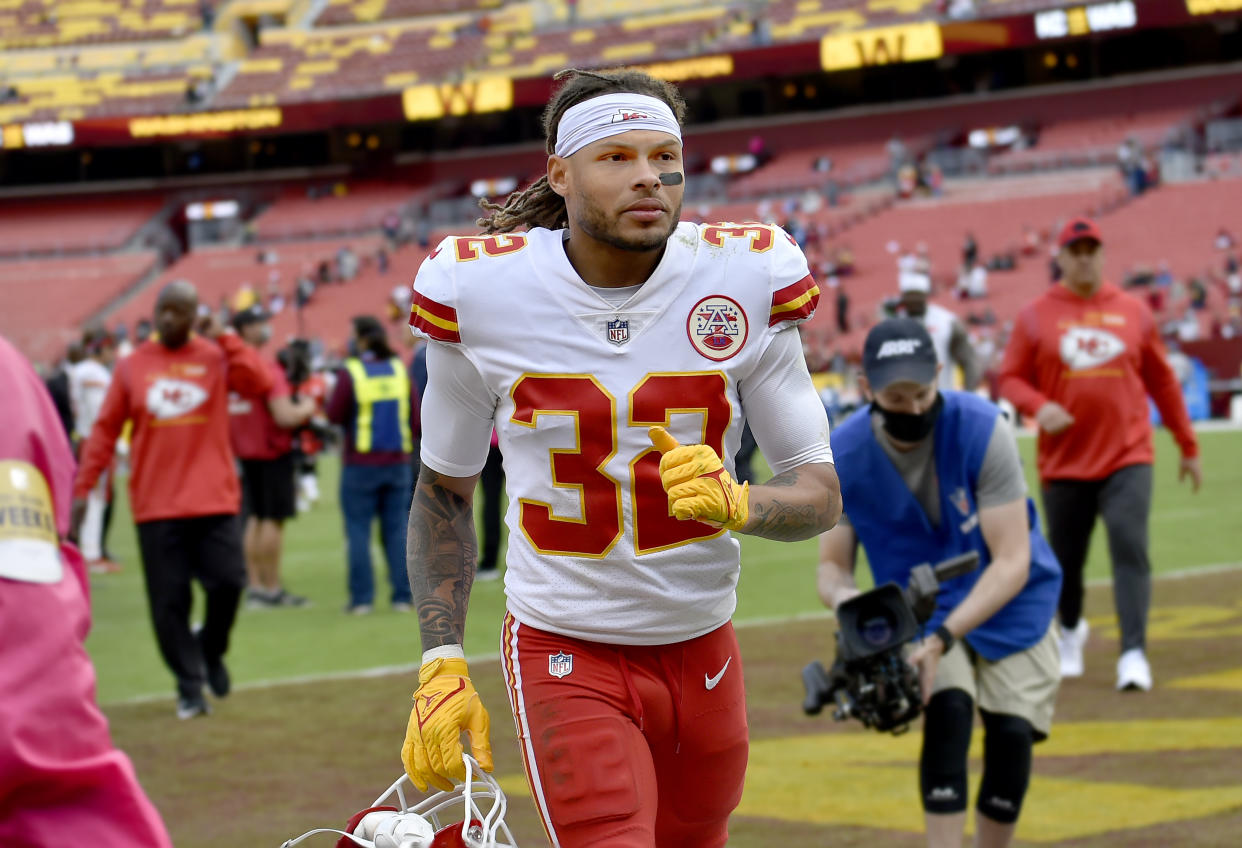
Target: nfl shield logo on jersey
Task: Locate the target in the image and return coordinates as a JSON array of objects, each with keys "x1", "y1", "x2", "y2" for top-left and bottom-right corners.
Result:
[
  {"x1": 607, "y1": 318, "x2": 630, "y2": 346},
  {"x1": 548, "y1": 651, "x2": 573, "y2": 679}
]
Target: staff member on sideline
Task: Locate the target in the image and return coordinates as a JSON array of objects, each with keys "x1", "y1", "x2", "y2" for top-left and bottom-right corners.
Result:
[
  {"x1": 0, "y1": 334, "x2": 173, "y2": 847},
  {"x1": 326, "y1": 315, "x2": 415, "y2": 615},
  {"x1": 228, "y1": 306, "x2": 315, "y2": 608},
  {"x1": 69, "y1": 326, "x2": 121, "y2": 574},
  {"x1": 999, "y1": 218, "x2": 1200, "y2": 691},
  {"x1": 73, "y1": 281, "x2": 273, "y2": 719},
  {"x1": 819, "y1": 318, "x2": 1062, "y2": 848}
]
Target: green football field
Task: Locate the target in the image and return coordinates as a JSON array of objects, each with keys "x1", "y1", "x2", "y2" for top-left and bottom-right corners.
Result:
[{"x1": 87, "y1": 427, "x2": 1242, "y2": 705}]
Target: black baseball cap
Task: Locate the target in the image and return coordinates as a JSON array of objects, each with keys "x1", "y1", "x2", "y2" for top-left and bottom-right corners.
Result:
[
  {"x1": 862, "y1": 318, "x2": 938, "y2": 390},
  {"x1": 231, "y1": 305, "x2": 270, "y2": 330}
]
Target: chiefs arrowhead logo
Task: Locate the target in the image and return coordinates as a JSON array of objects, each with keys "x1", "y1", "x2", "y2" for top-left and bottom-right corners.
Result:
[
  {"x1": 145, "y1": 378, "x2": 209, "y2": 420},
  {"x1": 1059, "y1": 327, "x2": 1126, "y2": 371}
]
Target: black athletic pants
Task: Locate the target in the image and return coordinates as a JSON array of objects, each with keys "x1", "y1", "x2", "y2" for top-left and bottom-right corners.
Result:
[
  {"x1": 1041, "y1": 463, "x2": 1153, "y2": 653},
  {"x1": 136, "y1": 514, "x2": 247, "y2": 699}
]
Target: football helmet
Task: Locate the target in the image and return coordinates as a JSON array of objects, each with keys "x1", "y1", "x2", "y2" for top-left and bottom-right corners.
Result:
[{"x1": 280, "y1": 755, "x2": 517, "y2": 848}]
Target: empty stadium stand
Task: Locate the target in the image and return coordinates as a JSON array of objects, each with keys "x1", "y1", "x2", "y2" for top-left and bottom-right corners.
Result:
[
  {"x1": 0, "y1": 194, "x2": 164, "y2": 256},
  {"x1": 108, "y1": 236, "x2": 388, "y2": 332},
  {"x1": 0, "y1": 251, "x2": 158, "y2": 362},
  {"x1": 250, "y1": 181, "x2": 422, "y2": 240}
]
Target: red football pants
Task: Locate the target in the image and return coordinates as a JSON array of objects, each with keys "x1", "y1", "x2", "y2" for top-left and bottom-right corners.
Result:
[{"x1": 500, "y1": 613, "x2": 748, "y2": 848}]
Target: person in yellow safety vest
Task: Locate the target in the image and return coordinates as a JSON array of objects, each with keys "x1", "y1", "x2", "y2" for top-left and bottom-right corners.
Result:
[{"x1": 326, "y1": 316, "x2": 417, "y2": 615}]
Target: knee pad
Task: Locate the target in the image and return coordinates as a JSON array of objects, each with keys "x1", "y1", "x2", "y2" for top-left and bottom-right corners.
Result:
[
  {"x1": 976, "y1": 710, "x2": 1034, "y2": 824},
  {"x1": 920, "y1": 688, "x2": 974, "y2": 814},
  {"x1": 537, "y1": 714, "x2": 642, "y2": 831}
]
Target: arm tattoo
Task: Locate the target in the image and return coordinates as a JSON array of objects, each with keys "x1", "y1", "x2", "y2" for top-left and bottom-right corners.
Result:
[
  {"x1": 746, "y1": 465, "x2": 842, "y2": 541},
  {"x1": 406, "y1": 471, "x2": 478, "y2": 650},
  {"x1": 747, "y1": 500, "x2": 822, "y2": 541}
]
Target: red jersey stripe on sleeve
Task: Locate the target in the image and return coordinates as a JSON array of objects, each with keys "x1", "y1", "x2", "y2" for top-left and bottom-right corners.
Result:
[
  {"x1": 409, "y1": 290, "x2": 462, "y2": 343},
  {"x1": 769, "y1": 274, "x2": 820, "y2": 326}
]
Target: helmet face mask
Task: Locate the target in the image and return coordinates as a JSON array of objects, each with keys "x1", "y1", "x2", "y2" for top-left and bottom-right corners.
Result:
[{"x1": 281, "y1": 755, "x2": 518, "y2": 848}]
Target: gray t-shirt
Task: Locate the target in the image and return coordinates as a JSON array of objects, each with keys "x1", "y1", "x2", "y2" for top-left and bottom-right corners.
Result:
[{"x1": 841, "y1": 409, "x2": 1026, "y2": 528}]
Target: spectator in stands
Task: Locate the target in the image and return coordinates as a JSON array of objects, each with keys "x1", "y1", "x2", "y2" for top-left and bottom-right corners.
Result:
[
  {"x1": 70, "y1": 327, "x2": 121, "y2": 575},
  {"x1": 296, "y1": 272, "x2": 316, "y2": 309},
  {"x1": 229, "y1": 306, "x2": 315, "y2": 608},
  {"x1": 1224, "y1": 254, "x2": 1240, "y2": 301},
  {"x1": 834, "y1": 279, "x2": 850, "y2": 334},
  {"x1": 377, "y1": 246, "x2": 390, "y2": 274},
  {"x1": 1, "y1": 334, "x2": 174, "y2": 848},
  {"x1": 233, "y1": 283, "x2": 257, "y2": 312},
  {"x1": 899, "y1": 275, "x2": 982, "y2": 391},
  {"x1": 998, "y1": 218, "x2": 1200, "y2": 693},
  {"x1": 326, "y1": 316, "x2": 415, "y2": 615},
  {"x1": 73, "y1": 281, "x2": 273, "y2": 718},
  {"x1": 1214, "y1": 228, "x2": 1236, "y2": 252},
  {"x1": 0, "y1": 82, "x2": 17, "y2": 104},
  {"x1": 958, "y1": 258, "x2": 988, "y2": 299},
  {"x1": 887, "y1": 135, "x2": 909, "y2": 172},
  {"x1": 748, "y1": 134, "x2": 770, "y2": 166},
  {"x1": 336, "y1": 246, "x2": 359, "y2": 282},
  {"x1": 963, "y1": 232, "x2": 979, "y2": 268},
  {"x1": 382, "y1": 211, "x2": 402, "y2": 243}
]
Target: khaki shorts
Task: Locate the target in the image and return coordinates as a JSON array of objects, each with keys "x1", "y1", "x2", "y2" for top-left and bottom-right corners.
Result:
[{"x1": 930, "y1": 623, "x2": 1061, "y2": 739}]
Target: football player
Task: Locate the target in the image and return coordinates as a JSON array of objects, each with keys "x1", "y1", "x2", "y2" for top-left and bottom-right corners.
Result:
[{"x1": 403, "y1": 68, "x2": 842, "y2": 847}]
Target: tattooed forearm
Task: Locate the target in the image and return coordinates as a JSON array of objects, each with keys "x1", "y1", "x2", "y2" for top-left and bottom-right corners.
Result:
[
  {"x1": 742, "y1": 462, "x2": 842, "y2": 541},
  {"x1": 406, "y1": 470, "x2": 478, "y2": 650},
  {"x1": 747, "y1": 501, "x2": 822, "y2": 541}
]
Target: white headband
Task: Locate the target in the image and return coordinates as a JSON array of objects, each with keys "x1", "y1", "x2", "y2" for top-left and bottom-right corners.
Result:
[{"x1": 554, "y1": 93, "x2": 682, "y2": 159}]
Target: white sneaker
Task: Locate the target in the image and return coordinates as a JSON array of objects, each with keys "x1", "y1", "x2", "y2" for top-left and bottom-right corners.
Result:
[
  {"x1": 1116, "y1": 648, "x2": 1153, "y2": 692},
  {"x1": 1058, "y1": 618, "x2": 1089, "y2": 678}
]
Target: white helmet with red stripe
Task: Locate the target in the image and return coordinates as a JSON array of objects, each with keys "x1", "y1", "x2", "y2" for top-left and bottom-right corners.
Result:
[{"x1": 280, "y1": 755, "x2": 517, "y2": 848}]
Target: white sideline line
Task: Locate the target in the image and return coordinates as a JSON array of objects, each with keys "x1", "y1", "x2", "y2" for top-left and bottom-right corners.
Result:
[{"x1": 106, "y1": 561, "x2": 1242, "y2": 707}]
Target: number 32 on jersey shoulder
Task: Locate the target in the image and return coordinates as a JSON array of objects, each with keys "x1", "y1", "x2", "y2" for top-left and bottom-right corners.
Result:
[{"x1": 510, "y1": 371, "x2": 731, "y2": 559}]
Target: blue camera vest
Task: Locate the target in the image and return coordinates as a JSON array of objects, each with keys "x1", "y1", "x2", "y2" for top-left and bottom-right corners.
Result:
[{"x1": 832, "y1": 391, "x2": 1061, "y2": 661}]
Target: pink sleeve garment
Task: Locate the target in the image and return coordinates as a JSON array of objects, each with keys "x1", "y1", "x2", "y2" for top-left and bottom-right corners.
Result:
[{"x1": 0, "y1": 334, "x2": 173, "y2": 848}]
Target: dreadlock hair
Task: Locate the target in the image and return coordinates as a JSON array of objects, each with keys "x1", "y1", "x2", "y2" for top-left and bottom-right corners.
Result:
[{"x1": 477, "y1": 68, "x2": 687, "y2": 234}]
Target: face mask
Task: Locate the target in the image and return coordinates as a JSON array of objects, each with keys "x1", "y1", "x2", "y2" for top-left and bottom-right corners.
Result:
[
  {"x1": 347, "y1": 338, "x2": 360, "y2": 357},
  {"x1": 258, "y1": 325, "x2": 272, "y2": 345},
  {"x1": 874, "y1": 392, "x2": 943, "y2": 442}
]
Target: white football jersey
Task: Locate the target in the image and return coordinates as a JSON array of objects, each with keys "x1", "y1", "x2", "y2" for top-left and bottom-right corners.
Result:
[
  {"x1": 68, "y1": 359, "x2": 112, "y2": 438},
  {"x1": 411, "y1": 222, "x2": 828, "y2": 645}
]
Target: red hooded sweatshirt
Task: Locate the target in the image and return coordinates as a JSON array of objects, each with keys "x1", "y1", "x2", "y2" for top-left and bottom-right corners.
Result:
[
  {"x1": 74, "y1": 333, "x2": 271, "y2": 523},
  {"x1": 998, "y1": 282, "x2": 1197, "y2": 482}
]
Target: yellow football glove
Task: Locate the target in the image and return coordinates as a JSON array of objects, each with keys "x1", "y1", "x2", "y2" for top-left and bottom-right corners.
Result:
[
  {"x1": 649, "y1": 426, "x2": 749, "y2": 530},
  {"x1": 401, "y1": 657, "x2": 493, "y2": 792}
]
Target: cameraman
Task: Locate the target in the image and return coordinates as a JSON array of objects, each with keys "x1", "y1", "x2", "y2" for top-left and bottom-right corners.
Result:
[{"x1": 817, "y1": 319, "x2": 1062, "y2": 848}]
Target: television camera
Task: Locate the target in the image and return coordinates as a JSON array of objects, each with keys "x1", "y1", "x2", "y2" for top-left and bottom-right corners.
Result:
[{"x1": 801, "y1": 551, "x2": 980, "y2": 734}]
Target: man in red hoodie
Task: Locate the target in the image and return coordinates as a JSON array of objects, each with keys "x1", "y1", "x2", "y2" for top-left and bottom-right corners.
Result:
[
  {"x1": 0, "y1": 333, "x2": 173, "y2": 847},
  {"x1": 73, "y1": 280, "x2": 273, "y2": 719},
  {"x1": 998, "y1": 218, "x2": 1200, "y2": 693}
]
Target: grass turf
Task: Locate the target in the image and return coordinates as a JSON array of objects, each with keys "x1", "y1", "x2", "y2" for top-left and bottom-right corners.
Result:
[{"x1": 87, "y1": 428, "x2": 1242, "y2": 704}]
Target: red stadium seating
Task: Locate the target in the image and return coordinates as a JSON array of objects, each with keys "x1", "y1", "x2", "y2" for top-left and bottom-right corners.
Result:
[
  {"x1": 0, "y1": 252, "x2": 158, "y2": 362},
  {"x1": 110, "y1": 237, "x2": 389, "y2": 333},
  {"x1": 0, "y1": 195, "x2": 164, "y2": 257},
  {"x1": 251, "y1": 182, "x2": 424, "y2": 240}
]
